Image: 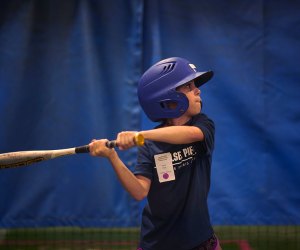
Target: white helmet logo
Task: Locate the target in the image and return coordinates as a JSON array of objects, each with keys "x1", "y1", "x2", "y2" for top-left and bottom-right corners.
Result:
[{"x1": 189, "y1": 63, "x2": 197, "y2": 72}]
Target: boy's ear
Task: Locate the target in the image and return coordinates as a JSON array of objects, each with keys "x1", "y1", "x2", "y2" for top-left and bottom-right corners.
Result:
[{"x1": 160, "y1": 101, "x2": 178, "y2": 110}]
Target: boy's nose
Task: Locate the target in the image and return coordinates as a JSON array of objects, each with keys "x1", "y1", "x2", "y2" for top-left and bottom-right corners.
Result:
[{"x1": 194, "y1": 88, "x2": 201, "y2": 95}]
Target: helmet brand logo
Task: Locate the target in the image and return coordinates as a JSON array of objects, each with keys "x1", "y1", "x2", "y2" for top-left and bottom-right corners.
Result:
[
  {"x1": 189, "y1": 63, "x2": 197, "y2": 72},
  {"x1": 161, "y1": 62, "x2": 176, "y2": 74}
]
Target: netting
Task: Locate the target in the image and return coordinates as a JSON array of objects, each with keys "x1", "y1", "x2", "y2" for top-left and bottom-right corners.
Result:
[{"x1": 0, "y1": 226, "x2": 299, "y2": 250}]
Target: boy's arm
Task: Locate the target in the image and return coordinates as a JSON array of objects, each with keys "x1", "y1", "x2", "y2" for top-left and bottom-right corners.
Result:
[
  {"x1": 141, "y1": 126, "x2": 204, "y2": 144},
  {"x1": 108, "y1": 151, "x2": 151, "y2": 201},
  {"x1": 113, "y1": 126, "x2": 203, "y2": 150},
  {"x1": 89, "y1": 125, "x2": 203, "y2": 200},
  {"x1": 89, "y1": 139, "x2": 151, "y2": 201}
]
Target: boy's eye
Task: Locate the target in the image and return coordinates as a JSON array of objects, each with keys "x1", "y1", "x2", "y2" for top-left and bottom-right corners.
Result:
[
  {"x1": 185, "y1": 83, "x2": 192, "y2": 90},
  {"x1": 176, "y1": 82, "x2": 194, "y2": 92}
]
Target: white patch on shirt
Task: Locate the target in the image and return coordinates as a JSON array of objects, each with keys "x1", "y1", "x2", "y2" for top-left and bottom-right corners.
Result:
[
  {"x1": 154, "y1": 146, "x2": 197, "y2": 182},
  {"x1": 154, "y1": 153, "x2": 176, "y2": 183}
]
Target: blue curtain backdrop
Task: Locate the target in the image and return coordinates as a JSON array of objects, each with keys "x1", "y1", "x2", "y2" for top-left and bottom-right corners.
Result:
[{"x1": 0, "y1": 0, "x2": 299, "y2": 227}]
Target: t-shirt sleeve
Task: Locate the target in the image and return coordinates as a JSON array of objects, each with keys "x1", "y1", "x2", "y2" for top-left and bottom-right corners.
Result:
[
  {"x1": 192, "y1": 113, "x2": 215, "y2": 155},
  {"x1": 133, "y1": 142, "x2": 154, "y2": 180}
]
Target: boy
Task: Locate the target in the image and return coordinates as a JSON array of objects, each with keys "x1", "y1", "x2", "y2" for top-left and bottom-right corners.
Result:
[{"x1": 89, "y1": 57, "x2": 221, "y2": 250}]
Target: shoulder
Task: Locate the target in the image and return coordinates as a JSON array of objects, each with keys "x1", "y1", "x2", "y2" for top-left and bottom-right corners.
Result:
[
  {"x1": 189, "y1": 113, "x2": 215, "y2": 128},
  {"x1": 190, "y1": 113, "x2": 215, "y2": 154}
]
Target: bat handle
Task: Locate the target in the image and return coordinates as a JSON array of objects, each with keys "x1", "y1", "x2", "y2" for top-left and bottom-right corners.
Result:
[
  {"x1": 106, "y1": 140, "x2": 117, "y2": 148},
  {"x1": 105, "y1": 133, "x2": 144, "y2": 149},
  {"x1": 75, "y1": 145, "x2": 90, "y2": 154}
]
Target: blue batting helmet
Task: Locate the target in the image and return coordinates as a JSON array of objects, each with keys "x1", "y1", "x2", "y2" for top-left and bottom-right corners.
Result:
[{"x1": 137, "y1": 57, "x2": 213, "y2": 122}]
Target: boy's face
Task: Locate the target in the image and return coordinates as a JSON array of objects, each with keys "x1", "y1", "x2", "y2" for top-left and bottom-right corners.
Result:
[{"x1": 177, "y1": 80, "x2": 202, "y2": 117}]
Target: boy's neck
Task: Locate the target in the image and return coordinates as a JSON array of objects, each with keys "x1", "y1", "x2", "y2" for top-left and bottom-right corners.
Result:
[{"x1": 165, "y1": 116, "x2": 190, "y2": 126}]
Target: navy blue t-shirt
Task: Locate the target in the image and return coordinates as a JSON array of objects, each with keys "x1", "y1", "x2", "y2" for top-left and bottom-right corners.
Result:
[{"x1": 134, "y1": 113, "x2": 215, "y2": 250}]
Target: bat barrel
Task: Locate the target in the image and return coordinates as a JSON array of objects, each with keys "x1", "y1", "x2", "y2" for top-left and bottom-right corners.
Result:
[
  {"x1": 0, "y1": 134, "x2": 145, "y2": 169},
  {"x1": 0, "y1": 148, "x2": 76, "y2": 169}
]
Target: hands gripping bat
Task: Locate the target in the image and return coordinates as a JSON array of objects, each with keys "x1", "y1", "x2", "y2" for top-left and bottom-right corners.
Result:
[{"x1": 0, "y1": 133, "x2": 144, "y2": 169}]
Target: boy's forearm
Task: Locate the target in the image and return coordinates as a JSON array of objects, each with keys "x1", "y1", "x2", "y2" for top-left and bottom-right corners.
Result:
[
  {"x1": 140, "y1": 126, "x2": 204, "y2": 144},
  {"x1": 107, "y1": 152, "x2": 148, "y2": 201}
]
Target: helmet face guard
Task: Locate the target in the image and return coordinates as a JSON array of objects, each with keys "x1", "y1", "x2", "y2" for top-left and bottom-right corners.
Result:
[{"x1": 138, "y1": 57, "x2": 213, "y2": 122}]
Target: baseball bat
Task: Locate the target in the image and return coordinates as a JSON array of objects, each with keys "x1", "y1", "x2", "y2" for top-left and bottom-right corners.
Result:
[{"x1": 0, "y1": 133, "x2": 144, "y2": 169}]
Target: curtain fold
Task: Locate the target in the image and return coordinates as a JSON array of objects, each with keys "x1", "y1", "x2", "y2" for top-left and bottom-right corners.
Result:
[{"x1": 0, "y1": 0, "x2": 299, "y2": 227}]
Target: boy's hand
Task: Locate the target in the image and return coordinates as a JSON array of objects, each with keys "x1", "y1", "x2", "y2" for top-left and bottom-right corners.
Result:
[
  {"x1": 89, "y1": 139, "x2": 116, "y2": 158},
  {"x1": 89, "y1": 132, "x2": 144, "y2": 157},
  {"x1": 116, "y1": 131, "x2": 138, "y2": 150}
]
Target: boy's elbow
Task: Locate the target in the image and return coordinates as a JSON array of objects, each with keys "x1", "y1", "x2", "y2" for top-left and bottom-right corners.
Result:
[
  {"x1": 132, "y1": 175, "x2": 151, "y2": 201},
  {"x1": 133, "y1": 195, "x2": 146, "y2": 201},
  {"x1": 190, "y1": 127, "x2": 204, "y2": 142},
  {"x1": 132, "y1": 190, "x2": 148, "y2": 201}
]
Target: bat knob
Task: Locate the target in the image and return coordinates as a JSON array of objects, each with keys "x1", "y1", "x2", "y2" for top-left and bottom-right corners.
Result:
[{"x1": 134, "y1": 133, "x2": 144, "y2": 146}]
